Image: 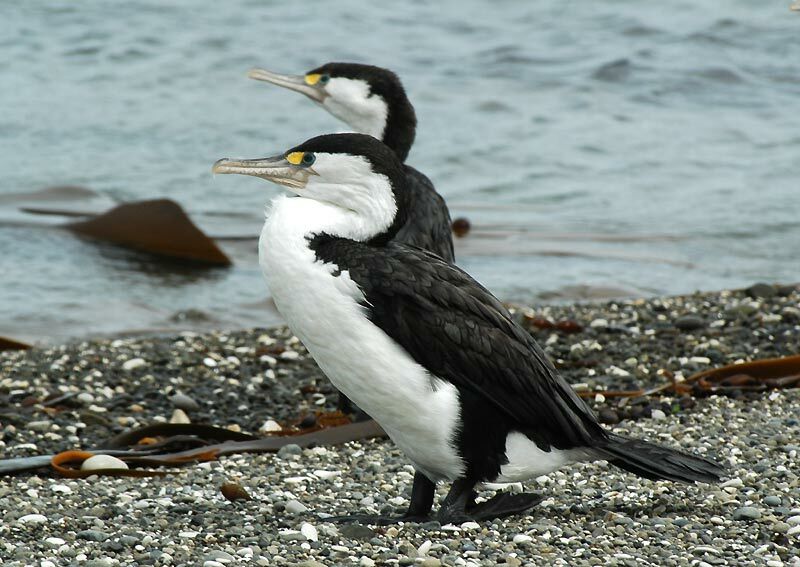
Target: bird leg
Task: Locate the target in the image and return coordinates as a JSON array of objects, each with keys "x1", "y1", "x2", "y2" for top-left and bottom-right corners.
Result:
[
  {"x1": 325, "y1": 471, "x2": 435, "y2": 524},
  {"x1": 439, "y1": 479, "x2": 544, "y2": 524}
]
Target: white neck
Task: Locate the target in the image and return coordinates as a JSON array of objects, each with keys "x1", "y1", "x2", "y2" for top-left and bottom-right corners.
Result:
[
  {"x1": 263, "y1": 194, "x2": 393, "y2": 244},
  {"x1": 322, "y1": 78, "x2": 388, "y2": 140}
]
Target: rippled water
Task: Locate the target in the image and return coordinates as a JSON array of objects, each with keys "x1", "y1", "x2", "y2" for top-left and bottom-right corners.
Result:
[{"x1": 2, "y1": 1, "x2": 799, "y2": 343}]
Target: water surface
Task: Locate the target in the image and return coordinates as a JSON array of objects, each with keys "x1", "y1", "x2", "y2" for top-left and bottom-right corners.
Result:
[{"x1": 1, "y1": 1, "x2": 798, "y2": 343}]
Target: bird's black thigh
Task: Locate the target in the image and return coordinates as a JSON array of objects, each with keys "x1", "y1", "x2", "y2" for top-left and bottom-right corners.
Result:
[{"x1": 404, "y1": 471, "x2": 436, "y2": 518}]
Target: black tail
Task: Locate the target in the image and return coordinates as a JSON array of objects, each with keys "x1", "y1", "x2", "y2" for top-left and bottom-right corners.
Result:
[{"x1": 597, "y1": 434, "x2": 725, "y2": 483}]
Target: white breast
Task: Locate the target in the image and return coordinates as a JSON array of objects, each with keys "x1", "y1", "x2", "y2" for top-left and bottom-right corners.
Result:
[{"x1": 259, "y1": 196, "x2": 465, "y2": 481}]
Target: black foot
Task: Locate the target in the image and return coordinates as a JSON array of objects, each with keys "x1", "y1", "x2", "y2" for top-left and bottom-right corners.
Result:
[
  {"x1": 467, "y1": 492, "x2": 544, "y2": 521},
  {"x1": 323, "y1": 512, "x2": 429, "y2": 525},
  {"x1": 438, "y1": 478, "x2": 544, "y2": 524}
]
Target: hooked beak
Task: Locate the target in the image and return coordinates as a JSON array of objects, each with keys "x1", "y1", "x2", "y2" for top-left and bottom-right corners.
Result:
[
  {"x1": 248, "y1": 68, "x2": 327, "y2": 103},
  {"x1": 212, "y1": 155, "x2": 314, "y2": 190}
]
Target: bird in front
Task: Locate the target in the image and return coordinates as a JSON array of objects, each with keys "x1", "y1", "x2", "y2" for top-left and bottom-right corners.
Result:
[{"x1": 213, "y1": 133, "x2": 725, "y2": 524}]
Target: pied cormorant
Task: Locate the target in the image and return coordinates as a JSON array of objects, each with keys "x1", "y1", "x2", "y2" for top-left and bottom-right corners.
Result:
[
  {"x1": 213, "y1": 134, "x2": 724, "y2": 524},
  {"x1": 248, "y1": 62, "x2": 454, "y2": 263}
]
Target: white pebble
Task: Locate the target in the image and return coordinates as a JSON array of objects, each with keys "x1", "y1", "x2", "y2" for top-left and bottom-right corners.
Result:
[
  {"x1": 76, "y1": 392, "x2": 95, "y2": 404},
  {"x1": 122, "y1": 357, "x2": 146, "y2": 370},
  {"x1": 18, "y1": 514, "x2": 47, "y2": 524},
  {"x1": 51, "y1": 484, "x2": 72, "y2": 494},
  {"x1": 689, "y1": 356, "x2": 711, "y2": 365},
  {"x1": 81, "y1": 454, "x2": 129, "y2": 471},
  {"x1": 651, "y1": 409, "x2": 667, "y2": 420},
  {"x1": 721, "y1": 478, "x2": 743, "y2": 488},
  {"x1": 45, "y1": 537, "x2": 65, "y2": 547},
  {"x1": 590, "y1": 318, "x2": 608, "y2": 328},
  {"x1": 280, "y1": 350, "x2": 300, "y2": 360},
  {"x1": 788, "y1": 525, "x2": 800, "y2": 536},
  {"x1": 41, "y1": 562, "x2": 57, "y2": 567},
  {"x1": 513, "y1": 534, "x2": 533, "y2": 544},
  {"x1": 203, "y1": 562, "x2": 224, "y2": 567},
  {"x1": 787, "y1": 515, "x2": 800, "y2": 525},
  {"x1": 259, "y1": 420, "x2": 282, "y2": 433},
  {"x1": 608, "y1": 365, "x2": 631, "y2": 377},
  {"x1": 178, "y1": 531, "x2": 198, "y2": 538},
  {"x1": 359, "y1": 557, "x2": 375, "y2": 567},
  {"x1": 170, "y1": 409, "x2": 191, "y2": 424},
  {"x1": 460, "y1": 522, "x2": 480, "y2": 530},
  {"x1": 300, "y1": 522, "x2": 318, "y2": 542},
  {"x1": 312, "y1": 470, "x2": 341, "y2": 480},
  {"x1": 203, "y1": 357, "x2": 217, "y2": 367},
  {"x1": 418, "y1": 539, "x2": 432, "y2": 555}
]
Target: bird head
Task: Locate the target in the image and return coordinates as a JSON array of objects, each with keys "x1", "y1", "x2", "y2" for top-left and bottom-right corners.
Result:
[
  {"x1": 213, "y1": 133, "x2": 408, "y2": 243},
  {"x1": 248, "y1": 63, "x2": 416, "y2": 162}
]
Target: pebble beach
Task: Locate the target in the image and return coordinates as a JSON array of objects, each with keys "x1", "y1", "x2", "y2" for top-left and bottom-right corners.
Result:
[{"x1": 1, "y1": 284, "x2": 799, "y2": 566}]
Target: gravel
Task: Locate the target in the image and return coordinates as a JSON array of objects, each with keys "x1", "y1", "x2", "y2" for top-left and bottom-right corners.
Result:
[{"x1": 1, "y1": 285, "x2": 799, "y2": 565}]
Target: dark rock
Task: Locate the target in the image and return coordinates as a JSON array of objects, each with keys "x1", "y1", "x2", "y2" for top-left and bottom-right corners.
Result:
[
  {"x1": 299, "y1": 413, "x2": 317, "y2": 428},
  {"x1": 674, "y1": 315, "x2": 705, "y2": 331},
  {"x1": 598, "y1": 408, "x2": 620, "y2": 424},
  {"x1": 77, "y1": 530, "x2": 110, "y2": 542},
  {"x1": 66, "y1": 199, "x2": 231, "y2": 266},
  {"x1": 745, "y1": 282, "x2": 776, "y2": 299}
]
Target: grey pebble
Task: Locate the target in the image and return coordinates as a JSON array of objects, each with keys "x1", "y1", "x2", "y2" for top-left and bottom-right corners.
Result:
[
  {"x1": 763, "y1": 495, "x2": 781, "y2": 506},
  {"x1": 746, "y1": 282, "x2": 776, "y2": 299},
  {"x1": 284, "y1": 499, "x2": 308, "y2": 514},
  {"x1": 277, "y1": 444, "x2": 303, "y2": 458},
  {"x1": 339, "y1": 523, "x2": 376, "y2": 540},
  {"x1": 674, "y1": 315, "x2": 705, "y2": 331},
  {"x1": 170, "y1": 392, "x2": 200, "y2": 412},
  {"x1": 732, "y1": 507, "x2": 761, "y2": 521}
]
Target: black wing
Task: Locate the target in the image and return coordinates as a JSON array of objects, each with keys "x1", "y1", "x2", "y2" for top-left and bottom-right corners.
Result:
[
  {"x1": 392, "y1": 165, "x2": 455, "y2": 263},
  {"x1": 310, "y1": 237, "x2": 607, "y2": 450}
]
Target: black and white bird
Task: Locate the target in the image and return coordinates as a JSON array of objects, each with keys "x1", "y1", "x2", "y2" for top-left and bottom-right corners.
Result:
[
  {"x1": 213, "y1": 134, "x2": 724, "y2": 524},
  {"x1": 248, "y1": 62, "x2": 454, "y2": 263}
]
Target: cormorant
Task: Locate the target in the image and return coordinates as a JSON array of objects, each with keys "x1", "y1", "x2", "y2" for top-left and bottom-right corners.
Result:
[{"x1": 213, "y1": 133, "x2": 724, "y2": 524}]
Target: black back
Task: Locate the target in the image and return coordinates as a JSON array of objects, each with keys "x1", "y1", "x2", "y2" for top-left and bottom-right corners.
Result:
[{"x1": 308, "y1": 237, "x2": 608, "y2": 481}]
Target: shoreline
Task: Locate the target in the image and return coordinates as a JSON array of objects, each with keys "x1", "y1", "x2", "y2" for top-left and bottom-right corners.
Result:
[{"x1": 1, "y1": 284, "x2": 799, "y2": 565}]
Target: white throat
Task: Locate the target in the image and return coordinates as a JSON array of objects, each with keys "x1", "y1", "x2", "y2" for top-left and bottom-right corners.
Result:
[
  {"x1": 322, "y1": 78, "x2": 389, "y2": 140},
  {"x1": 289, "y1": 153, "x2": 397, "y2": 242}
]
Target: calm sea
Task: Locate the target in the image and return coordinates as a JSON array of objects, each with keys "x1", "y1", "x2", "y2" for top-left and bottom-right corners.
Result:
[{"x1": 1, "y1": 0, "x2": 798, "y2": 343}]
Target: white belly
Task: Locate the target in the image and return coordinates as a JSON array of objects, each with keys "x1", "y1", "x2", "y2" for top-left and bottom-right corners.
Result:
[
  {"x1": 259, "y1": 197, "x2": 465, "y2": 481},
  {"x1": 495, "y1": 432, "x2": 588, "y2": 483}
]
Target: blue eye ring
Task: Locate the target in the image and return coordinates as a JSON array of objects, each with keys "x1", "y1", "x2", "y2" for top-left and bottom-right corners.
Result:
[
  {"x1": 302, "y1": 152, "x2": 316, "y2": 166},
  {"x1": 319, "y1": 74, "x2": 330, "y2": 84}
]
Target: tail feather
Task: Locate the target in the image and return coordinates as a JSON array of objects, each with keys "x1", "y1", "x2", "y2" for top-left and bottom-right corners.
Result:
[{"x1": 597, "y1": 434, "x2": 725, "y2": 484}]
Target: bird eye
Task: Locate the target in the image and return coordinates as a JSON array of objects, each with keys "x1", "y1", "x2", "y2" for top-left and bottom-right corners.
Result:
[
  {"x1": 286, "y1": 151, "x2": 315, "y2": 166},
  {"x1": 319, "y1": 74, "x2": 330, "y2": 84}
]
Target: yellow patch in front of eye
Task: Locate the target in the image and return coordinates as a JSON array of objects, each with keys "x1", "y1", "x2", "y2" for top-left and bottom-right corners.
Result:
[
  {"x1": 286, "y1": 152, "x2": 305, "y2": 165},
  {"x1": 305, "y1": 73, "x2": 322, "y2": 86}
]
